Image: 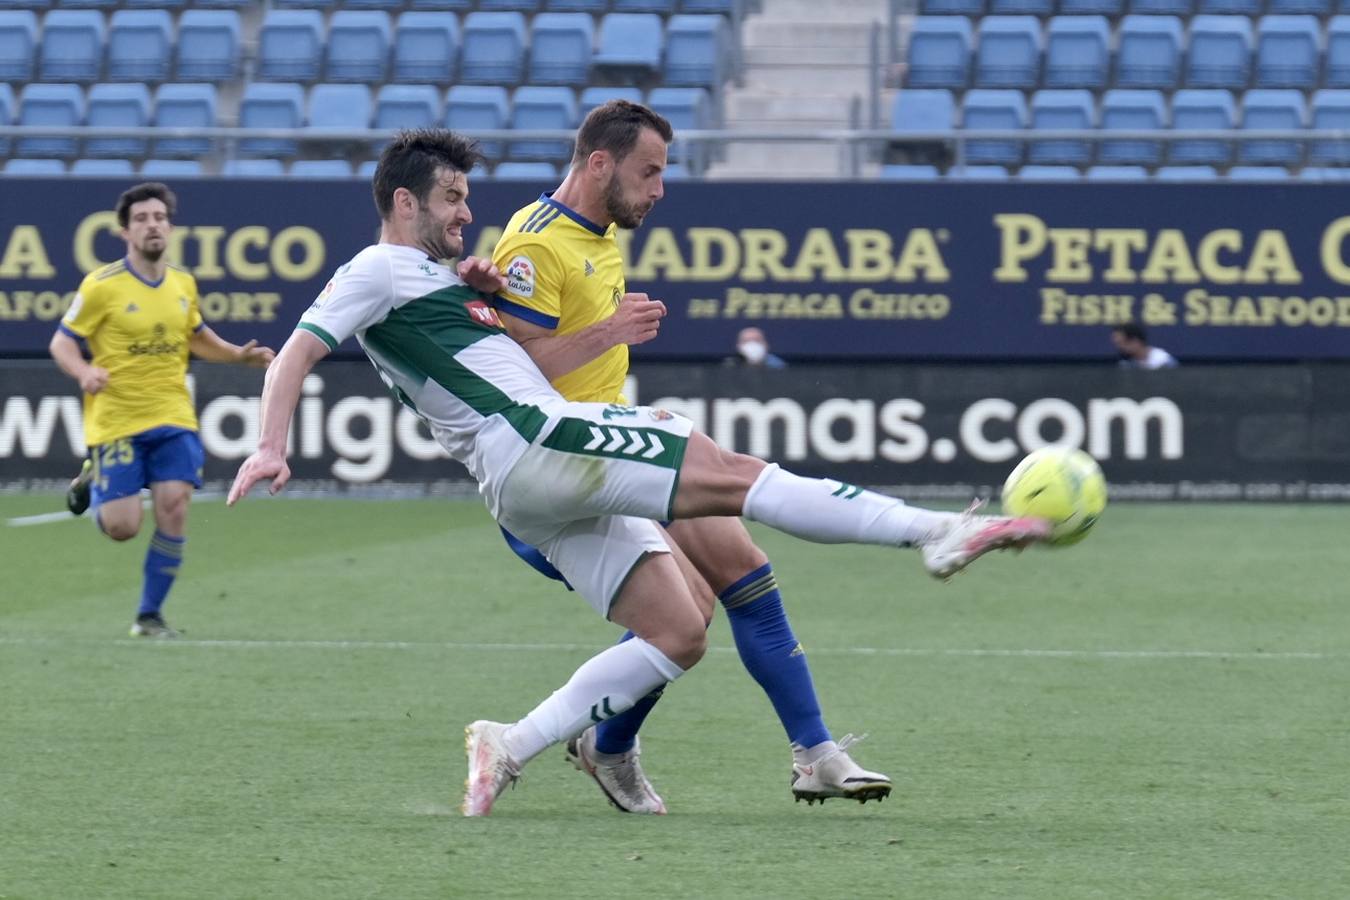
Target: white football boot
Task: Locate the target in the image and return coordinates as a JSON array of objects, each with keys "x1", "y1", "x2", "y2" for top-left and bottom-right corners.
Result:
[
  {"x1": 921, "y1": 502, "x2": 1052, "y2": 580},
  {"x1": 566, "y1": 726, "x2": 667, "y2": 814},
  {"x1": 462, "y1": 720, "x2": 521, "y2": 817},
  {"x1": 791, "y1": 734, "x2": 892, "y2": 805}
]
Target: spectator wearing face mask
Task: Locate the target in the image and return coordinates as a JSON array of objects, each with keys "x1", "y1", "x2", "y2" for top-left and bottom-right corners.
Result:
[{"x1": 728, "y1": 327, "x2": 788, "y2": 369}]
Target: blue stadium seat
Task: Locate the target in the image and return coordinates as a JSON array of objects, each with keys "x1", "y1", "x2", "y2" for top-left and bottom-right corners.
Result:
[
  {"x1": 308, "y1": 84, "x2": 373, "y2": 140},
  {"x1": 1239, "y1": 89, "x2": 1305, "y2": 166},
  {"x1": 878, "y1": 164, "x2": 941, "y2": 178},
  {"x1": 461, "y1": 12, "x2": 527, "y2": 85},
  {"x1": 508, "y1": 85, "x2": 577, "y2": 162},
  {"x1": 256, "y1": 10, "x2": 324, "y2": 83},
  {"x1": 665, "y1": 15, "x2": 727, "y2": 88},
  {"x1": 0, "y1": 83, "x2": 12, "y2": 156},
  {"x1": 1129, "y1": 0, "x2": 1192, "y2": 14},
  {"x1": 3, "y1": 158, "x2": 65, "y2": 175},
  {"x1": 1301, "y1": 166, "x2": 1350, "y2": 180},
  {"x1": 891, "y1": 88, "x2": 955, "y2": 131},
  {"x1": 614, "y1": 0, "x2": 674, "y2": 10},
  {"x1": 221, "y1": 159, "x2": 287, "y2": 178},
  {"x1": 39, "y1": 10, "x2": 104, "y2": 83},
  {"x1": 1061, "y1": 0, "x2": 1122, "y2": 13},
  {"x1": 194, "y1": 0, "x2": 251, "y2": 8},
  {"x1": 1155, "y1": 165, "x2": 1219, "y2": 178},
  {"x1": 407, "y1": 0, "x2": 474, "y2": 9},
  {"x1": 921, "y1": 0, "x2": 984, "y2": 12},
  {"x1": 17, "y1": 82, "x2": 84, "y2": 158},
  {"x1": 392, "y1": 13, "x2": 458, "y2": 83},
  {"x1": 445, "y1": 85, "x2": 510, "y2": 159},
  {"x1": 481, "y1": 0, "x2": 543, "y2": 10},
  {"x1": 357, "y1": 159, "x2": 379, "y2": 179},
  {"x1": 71, "y1": 157, "x2": 134, "y2": 177},
  {"x1": 1028, "y1": 90, "x2": 1095, "y2": 166},
  {"x1": 238, "y1": 82, "x2": 305, "y2": 159},
  {"x1": 530, "y1": 13, "x2": 593, "y2": 85},
  {"x1": 1169, "y1": 89, "x2": 1235, "y2": 165},
  {"x1": 1019, "y1": 165, "x2": 1082, "y2": 178},
  {"x1": 291, "y1": 159, "x2": 353, "y2": 178},
  {"x1": 374, "y1": 84, "x2": 441, "y2": 131},
  {"x1": 494, "y1": 161, "x2": 559, "y2": 179},
  {"x1": 1187, "y1": 16, "x2": 1253, "y2": 89},
  {"x1": 593, "y1": 13, "x2": 664, "y2": 80},
  {"x1": 1044, "y1": 16, "x2": 1109, "y2": 89},
  {"x1": 1099, "y1": 89, "x2": 1166, "y2": 166},
  {"x1": 946, "y1": 164, "x2": 1011, "y2": 178},
  {"x1": 905, "y1": 17, "x2": 973, "y2": 89},
  {"x1": 48, "y1": 0, "x2": 113, "y2": 8},
  {"x1": 990, "y1": 0, "x2": 1051, "y2": 13},
  {"x1": 962, "y1": 89, "x2": 1026, "y2": 165},
  {"x1": 547, "y1": 0, "x2": 609, "y2": 11},
  {"x1": 107, "y1": 10, "x2": 171, "y2": 83},
  {"x1": 123, "y1": 0, "x2": 184, "y2": 8},
  {"x1": 680, "y1": 0, "x2": 740, "y2": 10},
  {"x1": 1328, "y1": 17, "x2": 1350, "y2": 89},
  {"x1": 1086, "y1": 165, "x2": 1148, "y2": 178},
  {"x1": 273, "y1": 0, "x2": 334, "y2": 8},
  {"x1": 649, "y1": 86, "x2": 711, "y2": 167},
  {"x1": 1116, "y1": 16, "x2": 1184, "y2": 89},
  {"x1": 342, "y1": 0, "x2": 404, "y2": 9},
  {"x1": 1200, "y1": 0, "x2": 1259, "y2": 12},
  {"x1": 1309, "y1": 90, "x2": 1350, "y2": 165},
  {"x1": 86, "y1": 82, "x2": 150, "y2": 158},
  {"x1": 579, "y1": 86, "x2": 645, "y2": 117},
  {"x1": 1254, "y1": 16, "x2": 1319, "y2": 89},
  {"x1": 153, "y1": 83, "x2": 215, "y2": 159},
  {"x1": 0, "y1": 10, "x2": 37, "y2": 82},
  {"x1": 1268, "y1": 0, "x2": 1330, "y2": 11},
  {"x1": 1227, "y1": 165, "x2": 1291, "y2": 179},
  {"x1": 140, "y1": 158, "x2": 203, "y2": 178},
  {"x1": 176, "y1": 10, "x2": 240, "y2": 82},
  {"x1": 975, "y1": 17, "x2": 1041, "y2": 89},
  {"x1": 326, "y1": 11, "x2": 391, "y2": 83}
]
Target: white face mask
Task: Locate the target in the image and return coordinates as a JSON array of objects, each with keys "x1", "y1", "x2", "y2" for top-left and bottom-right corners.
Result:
[{"x1": 739, "y1": 340, "x2": 768, "y2": 364}]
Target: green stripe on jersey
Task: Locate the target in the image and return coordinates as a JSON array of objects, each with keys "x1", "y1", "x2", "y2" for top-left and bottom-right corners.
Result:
[
  {"x1": 541, "y1": 418, "x2": 687, "y2": 470},
  {"x1": 296, "y1": 321, "x2": 338, "y2": 351}
]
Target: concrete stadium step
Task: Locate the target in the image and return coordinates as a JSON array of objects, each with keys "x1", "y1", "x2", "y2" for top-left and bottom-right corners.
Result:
[
  {"x1": 743, "y1": 20, "x2": 882, "y2": 50},
  {"x1": 739, "y1": 64, "x2": 874, "y2": 93},
  {"x1": 725, "y1": 92, "x2": 860, "y2": 123},
  {"x1": 742, "y1": 44, "x2": 881, "y2": 67},
  {"x1": 747, "y1": 0, "x2": 889, "y2": 23}
]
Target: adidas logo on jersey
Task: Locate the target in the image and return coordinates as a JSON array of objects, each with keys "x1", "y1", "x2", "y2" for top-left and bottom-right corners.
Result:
[
  {"x1": 583, "y1": 260, "x2": 595, "y2": 277},
  {"x1": 125, "y1": 303, "x2": 140, "y2": 313}
]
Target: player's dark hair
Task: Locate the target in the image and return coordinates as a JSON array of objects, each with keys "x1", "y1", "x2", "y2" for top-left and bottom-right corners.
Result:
[
  {"x1": 571, "y1": 100, "x2": 673, "y2": 167},
  {"x1": 1115, "y1": 323, "x2": 1148, "y2": 343},
  {"x1": 372, "y1": 128, "x2": 484, "y2": 218},
  {"x1": 116, "y1": 182, "x2": 177, "y2": 228}
]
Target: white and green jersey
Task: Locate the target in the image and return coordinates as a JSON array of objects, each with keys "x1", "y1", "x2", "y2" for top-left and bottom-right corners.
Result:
[{"x1": 297, "y1": 243, "x2": 565, "y2": 512}]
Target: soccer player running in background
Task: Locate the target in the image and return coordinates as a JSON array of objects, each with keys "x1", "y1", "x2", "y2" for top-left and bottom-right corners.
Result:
[
  {"x1": 489, "y1": 100, "x2": 890, "y2": 810},
  {"x1": 225, "y1": 129, "x2": 1051, "y2": 817},
  {"x1": 49, "y1": 183, "x2": 275, "y2": 638}
]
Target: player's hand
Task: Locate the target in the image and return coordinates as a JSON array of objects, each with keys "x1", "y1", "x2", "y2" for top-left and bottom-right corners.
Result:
[
  {"x1": 79, "y1": 367, "x2": 109, "y2": 394},
  {"x1": 237, "y1": 339, "x2": 276, "y2": 368},
  {"x1": 457, "y1": 257, "x2": 506, "y2": 294},
  {"x1": 610, "y1": 293, "x2": 667, "y2": 346},
  {"x1": 227, "y1": 449, "x2": 291, "y2": 506}
]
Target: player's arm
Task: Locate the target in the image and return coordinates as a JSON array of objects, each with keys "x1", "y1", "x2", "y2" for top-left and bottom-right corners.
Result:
[
  {"x1": 498, "y1": 296, "x2": 667, "y2": 382},
  {"x1": 49, "y1": 329, "x2": 108, "y2": 394},
  {"x1": 188, "y1": 325, "x2": 276, "y2": 368}
]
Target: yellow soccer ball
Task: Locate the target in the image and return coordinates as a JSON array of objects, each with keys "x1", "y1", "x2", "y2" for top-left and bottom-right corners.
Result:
[{"x1": 1001, "y1": 447, "x2": 1107, "y2": 546}]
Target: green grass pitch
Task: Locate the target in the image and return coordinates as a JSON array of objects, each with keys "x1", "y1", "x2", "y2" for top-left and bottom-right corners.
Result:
[{"x1": 2, "y1": 494, "x2": 1347, "y2": 899}]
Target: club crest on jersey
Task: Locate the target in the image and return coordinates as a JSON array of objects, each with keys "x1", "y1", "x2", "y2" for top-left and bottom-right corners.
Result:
[
  {"x1": 505, "y1": 255, "x2": 536, "y2": 299},
  {"x1": 466, "y1": 300, "x2": 504, "y2": 329},
  {"x1": 647, "y1": 408, "x2": 675, "y2": 422}
]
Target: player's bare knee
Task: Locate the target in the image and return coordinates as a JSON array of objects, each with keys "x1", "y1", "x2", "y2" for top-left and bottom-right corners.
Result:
[
  {"x1": 102, "y1": 519, "x2": 139, "y2": 541},
  {"x1": 668, "y1": 621, "x2": 707, "y2": 669}
]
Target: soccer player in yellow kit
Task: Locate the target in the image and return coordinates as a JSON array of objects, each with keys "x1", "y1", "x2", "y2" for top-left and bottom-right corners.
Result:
[
  {"x1": 49, "y1": 183, "x2": 274, "y2": 637},
  {"x1": 492, "y1": 101, "x2": 892, "y2": 811}
]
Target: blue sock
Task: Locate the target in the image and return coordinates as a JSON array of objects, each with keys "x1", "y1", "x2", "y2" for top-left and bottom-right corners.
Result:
[
  {"x1": 722, "y1": 564, "x2": 831, "y2": 749},
  {"x1": 139, "y1": 530, "x2": 185, "y2": 618},
  {"x1": 593, "y1": 630, "x2": 667, "y2": 755}
]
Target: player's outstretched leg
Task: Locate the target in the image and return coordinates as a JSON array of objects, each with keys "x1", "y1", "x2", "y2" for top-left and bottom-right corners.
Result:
[{"x1": 66, "y1": 458, "x2": 94, "y2": 516}]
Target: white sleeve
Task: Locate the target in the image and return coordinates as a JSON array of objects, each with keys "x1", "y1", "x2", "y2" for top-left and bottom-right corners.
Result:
[{"x1": 296, "y1": 251, "x2": 393, "y2": 351}]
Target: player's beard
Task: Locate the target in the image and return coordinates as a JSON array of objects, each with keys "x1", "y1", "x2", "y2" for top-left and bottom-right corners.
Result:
[
  {"x1": 139, "y1": 239, "x2": 165, "y2": 263},
  {"x1": 416, "y1": 209, "x2": 461, "y2": 261},
  {"x1": 603, "y1": 177, "x2": 652, "y2": 230}
]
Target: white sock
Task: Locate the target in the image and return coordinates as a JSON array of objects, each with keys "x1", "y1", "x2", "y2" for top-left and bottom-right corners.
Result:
[
  {"x1": 742, "y1": 464, "x2": 953, "y2": 548},
  {"x1": 502, "y1": 637, "x2": 685, "y2": 766}
]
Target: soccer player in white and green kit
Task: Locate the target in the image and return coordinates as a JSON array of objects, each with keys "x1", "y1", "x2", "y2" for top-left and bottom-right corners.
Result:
[{"x1": 227, "y1": 130, "x2": 1052, "y2": 817}]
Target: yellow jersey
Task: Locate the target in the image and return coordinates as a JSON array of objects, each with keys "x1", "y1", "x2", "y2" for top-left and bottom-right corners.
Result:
[
  {"x1": 492, "y1": 193, "x2": 628, "y2": 403},
  {"x1": 60, "y1": 258, "x2": 203, "y2": 446}
]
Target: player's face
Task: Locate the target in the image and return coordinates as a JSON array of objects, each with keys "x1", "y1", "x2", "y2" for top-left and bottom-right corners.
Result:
[
  {"x1": 122, "y1": 198, "x2": 172, "y2": 262},
  {"x1": 414, "y1": 168, "x2": 473, "y2": 260},
  {"x1": 603, "y1": 128, "x2": 667, "y2": 229}
]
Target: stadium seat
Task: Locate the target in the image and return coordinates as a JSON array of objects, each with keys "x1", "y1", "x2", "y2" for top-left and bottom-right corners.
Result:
[
  {"x1": 921, "y1": 0, "x2": 985, "y2": 12},
  {"x1": 0, "y1": 10, "x2": 37, "y2": 82},
  {"x1": 176, "y1": 10, "x2": 240, "y2": 82},
  {"x1": 273, "y1": 0, "x2": 334, "y2": 8},
  {"x1": 1086, "y1": 165, "x2": 1148, "y2": 178},
  {"x1": 0, "y1": 82, "x2": 11, "y2": 156},
  {"x1": 946, "y1": 164, "x2": 1011, "y2": 178},
  {"x1": 991, "y1": 0, "x2": 1051, "y2": 12},
  {"x1": 392, "y1": 13, "x2": 458, "y2": 83},
  {"x1": 107, "y1": 10, "x2": 171, "y2": 83},
  {"x1": 221, "y1": 159, "x2": 286, "y2": 178},
  {"x1": 357, "y1": 159, "x2": 379, "y2": 179},
  {"x1": 649, "y1": 86, "x2": 711, "y2": 168},
  {"x1": 461, "y1": 12, "x2": 528, "y2": 85},
  {"x1": 152, "y1": 83, "x2": 215, "y2": 159},
  {"x1": 140, "y1": 158, "x2": 203, "y2": 177},
  {"x1": 1044, "y1": 16, "x2": 1110, "y2": 89},
  {"x1": 664, "y1": 15, "x2": 728, "y2": 87},
  {"x1": 3, "y1": 158, "x2": 65, "y2": 175},
  {"x1": 374, "y1": 84, "x2": 441, "y2": 132},
  {"x1": 238, "y1": 82, "x2": 305, "y2": 159},
  {"x1": 1028, "y1": 89, "x2": 1094, "y2": 166},
  {"x1": 546, "y1": 0, "x2": 609, "y2": 11},
  {"x1": 1186, "y1": 16, "x2": 1253, "y2": 89},
  {"x1": 1238, "y1": 89, "x2": 1305, "y2": 166},
  {"x1": 1169, "y1": 89, "x2": 1236, "y2": 165},
  {"x1": 878, "y1": 164, "x2": 941, "y2": 178},
  {"x1": 193, "y1": 0, "x2": 251, "y2": 8},
  {"x1": 481, "y1": 0, "x2": 542, "y2": 10},
  {"x1": 326, "y1": 11, "x2": 391, "y2": 83},
  {"x1": 1019, "y1": 165, "x2": 1081, "y2": 179},
  {"x1": 529, "y1": 13, "x2": 594, "y2": 86},
  {"x1": 45, "y1": 0, "x2": 113, "y2": 8},
  {"x1": 890, "y1": 88, "x2": 954, "y2": 166},
  {"x1": 1061, "y1": 0, "x2": 1122, "y2": 13},
  {"x1": 256, "y1": 10, "x2": 324, "y2": 83},
  {"x1": 974, "y1": 17, "x2": 1041, "y2": 89},
  {"x1": 445, "y1": 85, "x2": 510, "y2": 160},
  {"x1": 1129, "y1": 0, "x2": 1191, "y2": 13},
  {"x1": 905, "y1": 17, "x2": 972, "y2": 90},
  {"x1": 1200, "y1": 0, "x2": 1259, "y2": 12},
  {"x1": 1309, "y1": 90, "x2": 1350, "y2": 165},
  {"x1": 71, "y1": 157, "x2": 134, "y2": 176},
  {"x1": 1328, "y1": 17, "x2": 1350, "y2": 89},
  {"x1": 579, "y1": 86, "x2": 645, "y2": 116},
  {"x1": 1227, "y1": 165, "x2": 1291, "y2": 178},
  {"x1": 1254, "y1": 16, "x2": 1319, "y2": 90},
  {"x1": 614, "y1": 0, "x2": 675, "y2": 10},
  {"x1": 343, "y1": 0, "x2": 404, "y2": 8},
  {"x1": 1116, "y1": 16, "x2": 1184, "y2": 89},
  {"x1": 962, "y1": 89, "x2": 1026, "y2": 166},
  {"x1": 1099, "y1": 89, "x2": 1166, "y2": 166},
  {"x1": 123, "y1": 0, "x2": 184, "y2": 8},
  {"x1": 38, "y1": 10, "x2": 104, "y2": 83},
  {"x1": 593, "y1": 13, "x2": 664, "y2": 82},
  {"x1": 494, "y1": 161, "x2": 559, "y2": 179},
  {"x1": 291, "y1": 159, "x2": 353, "y2": 178},
  {"x1": 1269, "y1": 0, "x2": 1330, "y2": 11},
  {"x1": 16, "y1": 82, "x2": 84, "y2": 158},
  {"x1": 1300, "y1": 166, "x2": 1350, "y2": 180},
  {"x1": 407, "y1": 0, "x2": 474, "y2": 9},
  {"x1": 307, "y1": 84, "x2": 374, "y2": 140},
  {"x1": 508, "y1": 85, "x2": 577, "y2": 162},
  {"x1": 86, "y1": 82, "x2": 150, "y2": 159},
  {"x1": 1155, "y1": 165, "x2": 1219, "y2": 178}
]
